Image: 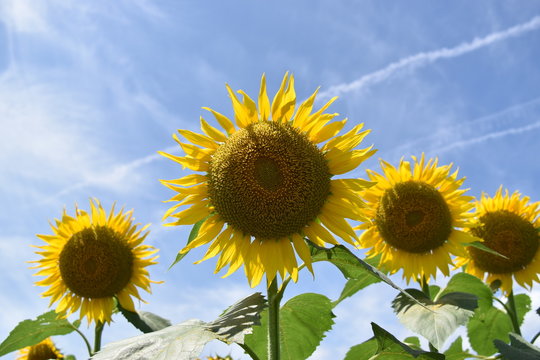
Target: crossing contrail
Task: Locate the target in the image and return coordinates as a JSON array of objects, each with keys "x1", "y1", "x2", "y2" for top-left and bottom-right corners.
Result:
[{"x1": 319, "y1": 15, "x2": 540, "y2": 99}]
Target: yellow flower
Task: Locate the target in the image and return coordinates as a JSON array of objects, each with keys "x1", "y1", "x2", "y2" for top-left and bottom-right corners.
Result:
[
  {"x1": 32, "y1": 199, "x2": 160, "y2": 324},
  {"x1": 455, "y1": 187, "x2": 540, "y2": 293},
  {"x1": 358, "y1": 155, "x2": 475, "y2": 282},
  {"x1": 161, "y1": 73, "x2": 375, "y2": 287},
  {"x1": 17, "y1": 338, "x2": 63, "y2": 360}
]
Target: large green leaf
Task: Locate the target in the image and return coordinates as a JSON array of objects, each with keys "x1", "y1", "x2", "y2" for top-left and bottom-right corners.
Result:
[
  {"x1": 343, "y1": 338, "x2": 378, "y2": 360},
  {"x1": 494, "y1": 333, "x2": 540, "y2": 360},
  {"x1": 92, "y1": 292, "x2": 265, "y2": 360},
  {"x1": 467, "y1": 307, "x2": 512, "y2": 356},
  {"x1": 168, "y1": 217, "x2": 207, "y2": 270},
  {"x1": 0, "y1": 311, "x2": 78, "y2": 356},
  {"x1": 117, "y1": 300, "x2": 172, "y2": 334},
  {"x1": 443, "y1": 337, "x2": 473, "y2": 360},
  {"x1": 244, "y1": 293, "x2": 335, "y2": 360},
  {"x1": 333, "y1": 255, "x2": 382, "y2": 306},
  {"x1": 370, "y1": 323, "x2": 445, "y2": 359},
  {"x1": 437, "y1": 273, "x2": 492, "y2": 310},
  {"x1": 311, "y1": 245, "x2": 426, "y2": 309},
  {"x1": 513, "y1": 293, "x2": 531, "y2": 326},
  {"x1": 392, "y1": 289, "x2": 475, "y2": 350}
]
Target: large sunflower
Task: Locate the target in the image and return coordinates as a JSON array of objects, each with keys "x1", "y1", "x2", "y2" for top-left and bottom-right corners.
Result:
[
  {"x1": 32, "y1": 199, "x2": 159, "y2": 324},
  {"x1": 17, "y1": 338, "x2": 63, "y2": 360},
  {"x1": 357, "y1": 155, "x2": 476, "y2": 282},
  {"x1": 455, "y1": 187, "x2": 540, "y2": 294},
  {"x1": 161, "y1": 73, "x2": 375, "y2": 287}
]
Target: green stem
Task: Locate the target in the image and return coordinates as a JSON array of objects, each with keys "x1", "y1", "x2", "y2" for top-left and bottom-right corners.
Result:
[
  {"x1": 507, "y1": 291, "x2": 522, "y2": 335},
  {"x1": 238, "y1": 343, "x2": 261, "y2": 360},
  {"x1": 278, "y1": 263, "x2": 305, "y2": 298},
  {"x1": 531, "y1": 331, "x2": 540, "y2": 344},
  {"x1": 267, "y1": 277, "x2": 280, "y2": 360},
  {"x1": 420, "y1": 275, "x2": 430, "y2": 299},
  {"x1": 93, "y1": 321, "x2": 105, "y2": 354},
  {"x1": 71, "y1": 324, "x2": 93, "y2": 357}
]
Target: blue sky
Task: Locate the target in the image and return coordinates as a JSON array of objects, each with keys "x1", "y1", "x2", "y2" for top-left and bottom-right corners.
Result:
[{"x1": 1, "y1": 1, "x2": 540, "y2": 359}]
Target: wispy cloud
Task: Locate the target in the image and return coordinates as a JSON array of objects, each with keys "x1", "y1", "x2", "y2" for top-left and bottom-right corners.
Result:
[
  {"x1": 389, "y1": 96, "x2": 540, "y2": 157},
  {"x1": 319, "y1": 15, "x2": 540, "y2": 99}
]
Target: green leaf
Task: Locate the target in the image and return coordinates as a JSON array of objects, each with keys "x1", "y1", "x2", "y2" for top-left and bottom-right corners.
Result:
[
  {"x1": 443, "y1": 337, "x2": 473, "y2": 360},
  {"x1": 93, "y1": 292, "x2": 266, "y2": 360},
  {"x1": 280, "y1": 293, "x2": 335, "y2": 360},
  {"x1": 494, "y1": 333, "x2": 540, "y2": 360},
  {"x1": 0, "y1": 311, "x2": 78, "y2": 356},
  {"x1": 370, "y1": 323, "x2": 445, "y2": 359},
  {"x1": 437, "y1": 292, "x2": 478, "y2": 312},
  {"x1": 65, "y1": 356, "x2": 77, "y2": 360},
  {"x1": 463, "y1": 241, "x2": 508, "y2": 259},
  {"x1": 403, "y1": 337, "x2": 421, "y2": 349},
  {"x1": 392, "y1": 290, "x2": 475, "y2": 350},
  {"x1": 344, "y1": 338, "x2": 378, "y2": 360},
  {"x1": 311, "y1": 245, "x2": 427, "y2": 310},
  {"x1": 467, "y1": 307, "x2": 512, "y2": 356},
  {"x1": 427, "y1": 286, "x2": 441, "y2": 301},
  {"x1": 244, "y1": 293, "x2": 335, "y2": 360},
  {"x1": 513, "y1": 293, "x2": 531, "y2": 326},
  {"x1": 117, "y1": 301, "x2": 172, "y2": 334},
  {"x1": 168, "y1": 217, "x2": 207, "y2": 270},
  {"x1": 333, "y1": 255, "x2": 382, "y2": 306},
  {"x1": 437, "y1": 273, "x2": 493, "y2": 310}
]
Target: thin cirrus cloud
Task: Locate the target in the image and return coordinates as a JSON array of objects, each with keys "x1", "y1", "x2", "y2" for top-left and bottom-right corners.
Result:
[
  {"x1": 52, "y1": 15, "x2": 540, "y2": 197},
  {"x1": 318, "y1": 15, "x2": 540, "y2": 99}
]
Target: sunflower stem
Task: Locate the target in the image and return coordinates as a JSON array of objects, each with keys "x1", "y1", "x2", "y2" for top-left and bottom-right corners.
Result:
[
  {"x1": 267, "y1": 277, "x2": 281, "y2": 360},
  {"x1": 507, "y1": 291, "x2": 522, "y2": 335},
  {"x1": 93, "y1": 321, "x2": 105, "y2": 354},
  {"x1": 71, "y1": 324, "x2": 93, "y2": 357},
  {"x1": 420, "y1": 275, "x2": 431, "y2": 299}
]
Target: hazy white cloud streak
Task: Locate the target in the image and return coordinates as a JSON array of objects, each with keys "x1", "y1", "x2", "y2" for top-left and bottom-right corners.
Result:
[{"x1": 319, "y1": 15, "x2": 540, "y2": 99}]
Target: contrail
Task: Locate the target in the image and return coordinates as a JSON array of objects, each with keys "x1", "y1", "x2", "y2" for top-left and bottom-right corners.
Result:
[
  {"x1": 319, "y1": 15, "x2": 540, "y2": 99},
  {"x1": 437, "y1": 120, "x2": 540, "y2": 154},
  {"x1": 390, "y1": 96, "x2": 540, "y2": 158}
]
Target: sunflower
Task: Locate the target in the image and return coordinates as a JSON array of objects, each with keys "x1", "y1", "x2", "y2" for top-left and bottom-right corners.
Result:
[
  {"x1": 160, "y1": 73, "x2": 375, "y2": 287},
  {"x1": 455, "y1": 187, "x2": 540, "y2": 293},
  {"x1": 17, "y1": 338, "x2": 63, "y2": 360},
  {"x1": 357, "y1": 155, "x2": 476, "y2": 282},
  {"x1": 32, "y1": 199, "x2": 160, "y2": 324}
]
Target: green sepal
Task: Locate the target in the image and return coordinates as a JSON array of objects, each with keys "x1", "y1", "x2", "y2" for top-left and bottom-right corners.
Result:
[
  {"x1": 463, "y1": 241, "x2": 508, "y2": 259},
  {"x1": 0, "y1": 311, "x2": 78, "y2": 356},
  {"x1": 168, "y1": 217, "x2": 207, "y2": 269}
]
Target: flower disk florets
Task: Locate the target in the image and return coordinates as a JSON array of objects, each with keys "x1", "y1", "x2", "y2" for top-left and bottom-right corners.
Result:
[
  {"x1": 59, "y1": 226, "x2": 134, "y2": 298},
  {"x1": 469, "y1": 210, "x2": 539, "y2": 273},
  {"x1": 208, "y1": 121, "x2": 331, "y2": 239},
  {"x1": 376, "y1": 181, "x2": 452, "y2": 253}
]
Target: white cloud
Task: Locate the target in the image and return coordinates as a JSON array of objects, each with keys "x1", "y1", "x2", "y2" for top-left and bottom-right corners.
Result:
[{"x1": 319, "y1": 15, "x2": 540, "y2": 99}]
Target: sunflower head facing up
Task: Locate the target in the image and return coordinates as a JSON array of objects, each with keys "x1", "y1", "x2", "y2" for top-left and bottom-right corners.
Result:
[
  {"x1": 358, "y1": 155, "x2": 476, "y2": 283},
  {"x1": 32, "y1": 199, "x2": 160, "y2": 324},
  {"x1": 455, "y1": 187, "x2": 540, "y2": 294},
  {"x1": 161, "y1": 73, "x2": 376, "y2": 287},
  {"x1": 17, "y1": 338, "x2": 63, "y2": 360}
]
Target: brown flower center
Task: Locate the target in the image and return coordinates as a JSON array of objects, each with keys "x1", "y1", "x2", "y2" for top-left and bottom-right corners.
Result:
[
  {"x1": 469, "y1": 210, "x2": 539, "y2": 273},
  {"x1": 59, "y1": 226, "x2": 134, "y2": 298},
  {"x1": 27, "y1": 343, "x2": 61, "y2": 360},
  {"x1": 376, "y1": 180, "x2": 453, "y2": 253},
  {"x1": 208, "y1": 121, "x2": 331, "y2": 239}
]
